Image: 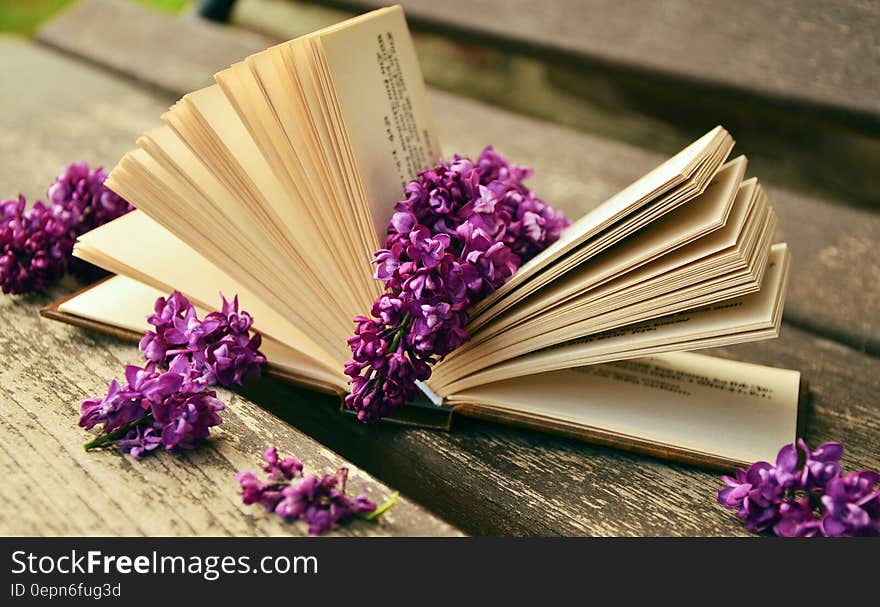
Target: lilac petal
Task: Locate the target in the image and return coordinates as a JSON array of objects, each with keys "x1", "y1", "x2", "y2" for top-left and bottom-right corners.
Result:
[
  {"x1": 776, "y1": 443, "x2": 798, "y2": 471},
  {"x1": 816, "y1": 442, "x2": 844, "y2": 461},
  {"x1": 163, "y1": 328, "x2": 188, "y2": 344}
]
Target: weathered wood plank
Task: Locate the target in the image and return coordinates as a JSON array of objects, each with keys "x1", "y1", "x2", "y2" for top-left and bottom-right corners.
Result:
[
  {"x1": 0, "y1": 37, "x2": 172, "y2": 202},
  {"x1": 0, "y1": 37, "x2": 460, "y2": 537},
  {"x1": 33, "y1": 1, "x2": 880, "y2": 352},
  {"x1": 334, "y1": 0, "x2": 880, "y2": 120},
  {"x1": 0, "y1": 285, "x2": 460, "y2": 536},
  {"x1": 35, "y1": 0, "x2": 274, "y2": 97},
  {"x1": 240, "y1": 323, "x2": 880, "y2": 536}
]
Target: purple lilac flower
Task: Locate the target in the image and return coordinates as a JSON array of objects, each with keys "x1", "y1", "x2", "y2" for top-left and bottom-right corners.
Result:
[
  {"x1": 717, "y1": 439, "x2": 879, "y2": 537},
  {"x1": 139, "y1": 292, "x2": 266, "y2": 388},
  {"x1": 116, "y1": 426, "x2": 162, "y2": 459},
  {"x1": 0, "y1": 195, "x2": 74, "y2": 294},
  {"x1": 774, "y1": 496, "x2": 822, "y2": 537},
  {"x1": 274, "y1": 468, "x2": 377, "y2": 535},
  {"x1": 236, "y1": 446, "x2": 391, "y2": 535},
  {"x1": 820, "y1": 471, "x2": 880, "y2": 537},
  {"x1": 139, "y1": 291, "x2": 193, "y2": 363},
  {"x1": 262, "y1": 445, "x2": 303, "y2": 481},
  {"x1": 149, "y1": 356, "x2": 226, "y2": 451},
  {"x1": 47, "y1": 162, "x2": 131, "y2": 233},
  {"x1": 80, "y1": 355, "x2": 225, "y2": 458},
  {"x1": 0, "y1": 163, "x2": 133, "y2": 294},
  {"x1": 799, "y1": 438, "x2": 843, "y2": 490},
  {"x1": 79, "y1": 361, "x2": 183, "y2": 433},
  {"x1": 82, "y1": 292, "x2": 265, "y2": 458},
  {"x1": 345, "y1": 147, "x2": 570, "y2": 422}
]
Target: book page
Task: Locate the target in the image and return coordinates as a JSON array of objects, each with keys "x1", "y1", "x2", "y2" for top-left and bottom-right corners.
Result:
[
  {"x1": 470, "y1": 127, "x2": 733, "y2": 320},
  {"x1": 465, "y1": 158, "x2": 749, "y2": 340},
  {"x1": 214, "y1": 51, "x2": 378, "y2": 317},
  {"x1": 447, "y1": 351, "x2": 800, "y2": 464},
  {"x1": 58, "y1": 275, "x2": 347, "y2": 390},
  {"x1": 437, "y1": 243, "x2": 789, "y2": 394},
  {"x1": 74, "y1": 211, "x2": 341, "y2": 372},
  {"x1": 472, "y1": 177, "x2": 760, "y2": 342},
  {"x1": 432, "y1": 184, "x2": 771, "y2": 386},
  {"x1": 164, "y1": 87, "x2": 369, "y2": 320},
  {"x1": 474, "y1": 205, "x2": 774, "y2": 359},
  {"x1": 316, "y1": 5, "x2": 442, "y2": 242}
]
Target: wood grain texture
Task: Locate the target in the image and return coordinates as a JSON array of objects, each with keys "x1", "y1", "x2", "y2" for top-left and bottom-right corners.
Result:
[
  {"x1": 0, "y1": 38, "x2": 459, "y2": 537},
  {"x1": 0, "y1": 36, "x2": 174, "y2": 203},
  {"x1": 10, "y1": 5, "x2": 880, "y2": 536},
  {"x1": 36, "y1": 0, "x2": 274, "y2": 98},
  {"x1": 335, "y1": 0, "x2": 880, "y2": 119},
  {"x1": 32, "y1": 2, "x2": 880, "y2": 352},
  {"x1": 238, "y1": 324, "x2": 880, "y2": 536}
]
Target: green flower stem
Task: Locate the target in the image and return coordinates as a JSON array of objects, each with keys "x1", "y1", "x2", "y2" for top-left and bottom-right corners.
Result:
[
  {"x1": 362, "y1": 491, "x2": 399, "y2": 521},
  {"x1": 83, "y1": 413, "x2": 153, "y2": 451},
  {"x1": 389, "y1": 314, "x2": 411, "y2": 352}
]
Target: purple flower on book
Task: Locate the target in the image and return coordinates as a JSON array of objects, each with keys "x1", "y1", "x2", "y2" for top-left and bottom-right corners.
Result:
[
  {"x1": 406, "y1": 226, "x2": 450, "y2": 269},
  {"x1": 81, "y1": 292, "x2": 265, "y2": 458},
  {"x1": 345, "y1": 147, "x2": 570, "y2": 422},
  {"x1": 236, "y1": 446, "x2": 395, "y2": 535},
  {"x1": 717, "y1": 438, "x2": 879, "y2": 537}
]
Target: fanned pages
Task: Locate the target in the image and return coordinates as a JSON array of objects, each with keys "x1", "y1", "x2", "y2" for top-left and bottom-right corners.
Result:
[{"x1": 42, "y1": 7, "x2": 802, "y2": 469}]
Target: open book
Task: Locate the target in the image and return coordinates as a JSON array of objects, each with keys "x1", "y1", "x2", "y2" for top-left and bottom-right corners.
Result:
[{"x1": 42, "y1": 6, "x2": 803, "y2": 470}]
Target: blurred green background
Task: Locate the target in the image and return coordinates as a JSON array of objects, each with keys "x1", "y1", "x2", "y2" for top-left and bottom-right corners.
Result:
[{"x1": 0, "y1": 0, "x2": 191, "y2": 34}]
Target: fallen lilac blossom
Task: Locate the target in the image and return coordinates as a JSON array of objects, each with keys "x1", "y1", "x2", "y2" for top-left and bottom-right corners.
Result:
[
  {"x1": 237, "y1": 446, "x2": 397, "y2": 535},
  {"x1": 80, "y1": 291, "x2": 265, "y2": 458},
  {"x1": 0, "y1": 163, "x2": 132, "y2": 294},
  {"x1": 717, "y1": 438, "x2": 879, "y2": 537}
]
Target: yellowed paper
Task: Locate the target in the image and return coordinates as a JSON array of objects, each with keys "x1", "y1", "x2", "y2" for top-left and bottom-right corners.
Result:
[{"x1": 448, "y1": 351, "x2": 800, "y2": 464}]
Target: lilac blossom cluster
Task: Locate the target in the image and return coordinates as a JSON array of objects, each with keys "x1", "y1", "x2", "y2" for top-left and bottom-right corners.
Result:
[
  {"x1": 0, "y1": 163, "x2": 132, "y2": 294},
  {"x1": 718, "y1": 439, "x2": 879, "y2": 537},
  {"x1": 139, "y1": 291, "x2": 266, "y2": 387},
  {"x1": 345, "y1": 147, "x2": 570, "y2": 422},
  {"x1": 80, "y1": 291, "x2": 266, "y2": 458},
  {"x1": 237, "y1": 446, "x2": 396, "y2": 535}
]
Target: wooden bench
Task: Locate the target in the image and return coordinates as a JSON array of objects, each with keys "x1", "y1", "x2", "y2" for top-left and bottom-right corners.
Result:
[
  {"x1": 3, "y1": 0, "x2": 875, "y2": 536},
  {"x1": 232, "y1": 0, "x2": 880, "y2": 210},
  {"x1": 329, "y1": 0, "x2": 880, "y2": 121}
]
